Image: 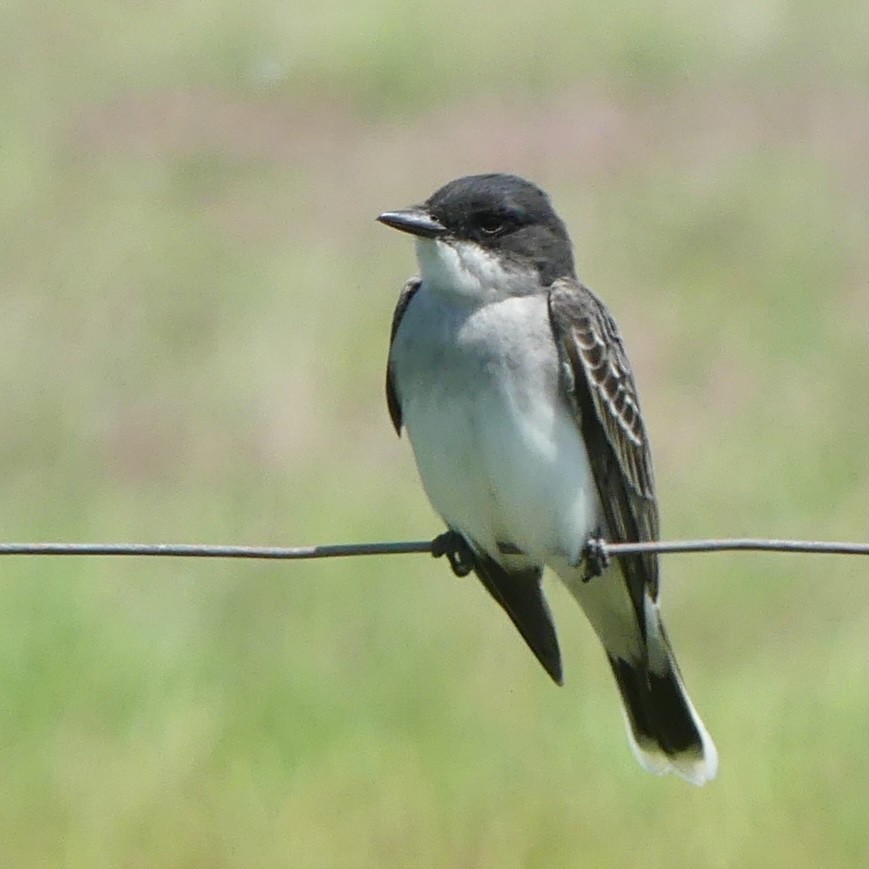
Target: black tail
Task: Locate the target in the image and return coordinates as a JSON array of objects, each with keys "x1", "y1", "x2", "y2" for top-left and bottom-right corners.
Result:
[{"x1": 607, "y1": 646, "x2": 717, "y2": 785}]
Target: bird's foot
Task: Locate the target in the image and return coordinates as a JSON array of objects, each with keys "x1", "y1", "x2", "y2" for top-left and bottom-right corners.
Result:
[
  {"x1": 431, "y1": 530, "x2": 476, "y2": 577},
  {"x1": 581, "y1": 535, "x2": 610, "y2": 582}
]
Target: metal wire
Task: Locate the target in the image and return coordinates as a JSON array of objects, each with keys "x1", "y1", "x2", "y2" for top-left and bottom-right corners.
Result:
[{"x1": 0, "y1": 538, "x2": 864, "y2": 560}]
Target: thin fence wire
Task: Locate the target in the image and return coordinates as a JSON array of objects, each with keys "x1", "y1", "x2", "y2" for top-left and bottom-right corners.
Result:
[{"x1": 0, "y1": 538, "x2": 865, "y2": 561}]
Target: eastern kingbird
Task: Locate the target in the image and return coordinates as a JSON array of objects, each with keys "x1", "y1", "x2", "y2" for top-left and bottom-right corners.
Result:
[{"x1": 378, "y1": 174, "x2": 717, "y2": 785}]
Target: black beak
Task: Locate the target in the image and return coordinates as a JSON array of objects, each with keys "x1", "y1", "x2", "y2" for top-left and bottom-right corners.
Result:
[{"x1": 377, "y1": 207, "x2": 446, "y2": 239}]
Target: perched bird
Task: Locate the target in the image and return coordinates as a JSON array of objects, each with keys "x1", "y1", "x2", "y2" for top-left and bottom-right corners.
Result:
[{"x1": 378, "y1": 174, "x2": 717, "y2": 785}]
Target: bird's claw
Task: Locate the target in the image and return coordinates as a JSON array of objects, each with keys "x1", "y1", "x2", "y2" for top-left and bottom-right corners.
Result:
[
  {"x1": 581, "y1": 536, "x2": 610, "y2": 582},
  {"x1": 431, "y1": 530, "x2": 476, "y2": 577}
]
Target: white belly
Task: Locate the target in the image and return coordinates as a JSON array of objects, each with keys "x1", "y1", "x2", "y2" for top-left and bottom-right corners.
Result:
[{"x1": 391, "y1": 289, "x2": 600, "y2": 565}]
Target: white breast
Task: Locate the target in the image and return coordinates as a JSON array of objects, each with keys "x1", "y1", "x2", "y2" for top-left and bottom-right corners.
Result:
[{"x1": 391, "y1": 287, "x2": 600, "y2": 565}]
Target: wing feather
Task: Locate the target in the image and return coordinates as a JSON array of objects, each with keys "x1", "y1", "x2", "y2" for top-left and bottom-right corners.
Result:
[
  {"x1": 548, "y1": 278, "x2": 660, "y2": 605},
  {"x1": 472, "y1": 553, "x2": 563, "y2": 685},
  {"x1": 385, "y1": 278, "x2": 422, "y2": 434}
]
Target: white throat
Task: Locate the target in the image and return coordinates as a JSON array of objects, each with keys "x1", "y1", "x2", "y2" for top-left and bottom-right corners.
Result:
[{"x1": 415, "y1": 238, "x2": 537, "y2": 303}]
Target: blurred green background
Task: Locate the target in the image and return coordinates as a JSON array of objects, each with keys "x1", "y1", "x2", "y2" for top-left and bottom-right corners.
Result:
[{"x1": 0, "y1": 1, "x2": 866, "y2": 866}]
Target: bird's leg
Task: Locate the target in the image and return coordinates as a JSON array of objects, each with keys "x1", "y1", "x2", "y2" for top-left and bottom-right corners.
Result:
[
  {"x1": 431, "y1": 530, "x2": 476, "y2": 577},
  {"x1": 581, "y1": 533, "x2": 610, "y2": 582}
]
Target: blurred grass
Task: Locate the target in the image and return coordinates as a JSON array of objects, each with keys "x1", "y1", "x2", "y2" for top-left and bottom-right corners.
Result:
[{"x1": 0, "y1": 0, "x2": 866, "y2": 866}]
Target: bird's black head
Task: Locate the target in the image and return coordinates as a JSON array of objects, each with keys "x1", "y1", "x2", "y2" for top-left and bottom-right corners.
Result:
[{"x1": 378, "y1": 174, "x2": 576, "y2": 286}]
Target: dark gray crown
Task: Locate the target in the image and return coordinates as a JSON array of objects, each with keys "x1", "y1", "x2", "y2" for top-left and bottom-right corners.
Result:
[{"x1": 425, "y1": 174, "x2": 576, "y2": 285}]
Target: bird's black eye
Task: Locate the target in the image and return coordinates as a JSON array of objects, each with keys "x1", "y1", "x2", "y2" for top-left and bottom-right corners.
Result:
[{"x1": 475, "y1": 212, "x2": 507, "y2": 236}]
